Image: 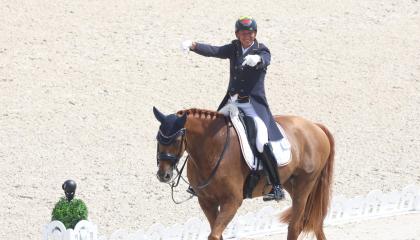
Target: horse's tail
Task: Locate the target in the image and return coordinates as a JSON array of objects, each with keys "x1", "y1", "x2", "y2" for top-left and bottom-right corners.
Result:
[
  {"x1": 304, "y1": 123, "x2": 335, "y2": 237},
  {"x1": 280, "y1": 123, "x2": 335, "y2": 239}
]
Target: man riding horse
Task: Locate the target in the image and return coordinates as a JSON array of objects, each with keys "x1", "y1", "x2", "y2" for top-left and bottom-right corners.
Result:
[{"x1": 181, "y1": 16, "x2": 284, "y2": 201}]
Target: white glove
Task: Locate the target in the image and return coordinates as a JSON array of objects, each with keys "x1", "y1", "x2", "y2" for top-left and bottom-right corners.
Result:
[
  {"x1": 181, "y1": 40, "x2": 193, "y2": 53},
  {"x1": 242, "y1": 54, "x2": 261, "y2": 67}
]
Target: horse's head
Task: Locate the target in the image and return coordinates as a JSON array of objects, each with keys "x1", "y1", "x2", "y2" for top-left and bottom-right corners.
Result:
[{"x1": 153, "y1": 107, "x2": 187, "y2": 183}]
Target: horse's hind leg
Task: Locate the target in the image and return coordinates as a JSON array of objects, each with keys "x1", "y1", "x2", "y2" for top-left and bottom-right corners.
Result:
[
  {"x1": 315, "y1": 227, "x2": 326, "y2": 240},
  {"x1": 207, "y1": 200, "x2": 241, "y2": 240},
  {"x1": 286, "y1": 177, "x2": 318, "y2": 240}
]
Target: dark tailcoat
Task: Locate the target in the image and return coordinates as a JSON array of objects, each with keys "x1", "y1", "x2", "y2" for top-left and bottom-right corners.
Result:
[{"x1": 192, "y1": 39, "x2": 282, "y2": 141}]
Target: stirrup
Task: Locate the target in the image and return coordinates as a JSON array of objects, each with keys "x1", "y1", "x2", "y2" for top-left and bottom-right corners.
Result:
[
  {"x1": 186, "y1": 186, "x2": 197, "y2": 196},
  {"x1": 263, "y1": 185, "x2": 285, "y2": 202}
]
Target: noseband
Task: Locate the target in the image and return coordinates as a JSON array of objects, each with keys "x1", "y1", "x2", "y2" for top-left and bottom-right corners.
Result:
[{"x1": 156, "y1": 128, "x2": 186, "y2": 166}]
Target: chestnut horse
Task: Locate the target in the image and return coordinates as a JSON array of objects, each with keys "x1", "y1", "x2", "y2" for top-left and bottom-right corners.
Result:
[{"x1": 153, "y1": 107, "x2": 335, "y2": 240}]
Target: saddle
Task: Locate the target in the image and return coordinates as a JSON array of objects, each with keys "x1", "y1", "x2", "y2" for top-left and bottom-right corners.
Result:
[
  {"x1": 237, "y1": 109, "x2": 265, "y2": 199},
  {"x1": 219, "y1": 103, "x2": 291, "y2": 199},
  {"x1": 237, "y1": 109, "x2": 258, "y2": 158}
]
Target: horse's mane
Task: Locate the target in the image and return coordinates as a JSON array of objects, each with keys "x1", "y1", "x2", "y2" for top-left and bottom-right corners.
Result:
[{"x1": 177, "y1": 108, "x2": 224, "y2": 120}]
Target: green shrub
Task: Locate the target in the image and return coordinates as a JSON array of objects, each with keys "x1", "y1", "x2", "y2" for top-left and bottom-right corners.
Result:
[{"x1": 51, "y1": 197, "x2": 88, "y2": 229}]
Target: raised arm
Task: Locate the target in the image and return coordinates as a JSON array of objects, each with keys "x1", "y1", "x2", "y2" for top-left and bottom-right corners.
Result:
[
  {"x1": 191, "y1": 42, "x2": 233, "y2": 59},
  {"x1": 181, "y1": 40, "x2": 233, "y2": 59}
]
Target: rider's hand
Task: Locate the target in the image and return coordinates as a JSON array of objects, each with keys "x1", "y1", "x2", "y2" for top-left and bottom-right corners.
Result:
[
  {"x1": 242, "y1": 55, "x2": 261, "y2": 67},
  {"x1": 181, "y1": 40, "x2": 193, "y2": 53}
]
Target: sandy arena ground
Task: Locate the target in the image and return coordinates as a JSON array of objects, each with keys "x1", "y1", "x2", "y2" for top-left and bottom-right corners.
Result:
[{"x1": 1, "y1": 0, "x2": 419, "y2": 239}]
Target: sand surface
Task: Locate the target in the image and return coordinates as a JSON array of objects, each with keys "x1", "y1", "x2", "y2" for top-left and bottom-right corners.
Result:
[{"x1": 1, "y1": 0, "x2": 419, "y2": 239}]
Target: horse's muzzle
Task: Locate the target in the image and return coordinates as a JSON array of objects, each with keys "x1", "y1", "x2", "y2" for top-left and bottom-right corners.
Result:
[{"x1": 157, "y1": 169, "x2": 173, "y2": 183}]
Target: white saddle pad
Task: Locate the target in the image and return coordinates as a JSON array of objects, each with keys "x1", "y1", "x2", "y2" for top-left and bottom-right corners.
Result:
[{"x1": 219, "y1": 103, "x2": 291, "y2": 170}]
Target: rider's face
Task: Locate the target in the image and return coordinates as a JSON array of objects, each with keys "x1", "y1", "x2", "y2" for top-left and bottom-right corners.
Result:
[{"x1": 236, "y1": 30, "x2": 257, "y2": 48}]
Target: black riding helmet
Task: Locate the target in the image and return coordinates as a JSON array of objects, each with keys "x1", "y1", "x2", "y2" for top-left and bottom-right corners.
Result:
[{"x1": 235, "y1": 16, "x2": 257, "y2": 32}]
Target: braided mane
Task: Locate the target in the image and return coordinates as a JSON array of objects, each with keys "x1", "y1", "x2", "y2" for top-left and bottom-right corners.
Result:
[{"x1": 177, "y1": 108, "x2": 224, "y2": 120}]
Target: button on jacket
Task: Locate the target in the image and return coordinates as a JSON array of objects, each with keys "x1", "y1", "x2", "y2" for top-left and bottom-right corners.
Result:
[{"x1": 192, "y1": 39, "x2": 282, "y2": 141}]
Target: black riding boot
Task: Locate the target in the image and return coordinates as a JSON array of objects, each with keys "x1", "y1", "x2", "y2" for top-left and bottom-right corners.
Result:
[{"x1": 260, "y1": 143, "x2": 285, "y2": 201}]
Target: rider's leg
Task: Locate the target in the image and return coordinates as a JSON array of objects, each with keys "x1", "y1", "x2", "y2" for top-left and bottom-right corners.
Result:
[
  {"x1": 237, "y1": 103, "x2": 284, "y2": 201},
  {"x1": 253, "y1": 117, "x2": 285, "y2": 201}
]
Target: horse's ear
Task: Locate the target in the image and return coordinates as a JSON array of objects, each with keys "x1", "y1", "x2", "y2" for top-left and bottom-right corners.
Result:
[
  {"x1": 176, "y1": 112, "x2": 187, "y2": 127},
  {"x1": 153, "y1": 106, "x2": 166, "y2": 123}
]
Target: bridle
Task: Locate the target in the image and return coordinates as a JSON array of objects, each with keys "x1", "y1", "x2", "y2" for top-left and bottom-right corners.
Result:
[
  {"x1": 155, "y1": 118, "x2": 231, "y2": 204},
  {"x1": 156, "y1": 127, "x2": 191, "y2": 204},
  {"x1": 156, "y1": 128, "x2": 186, "y2": 167}
]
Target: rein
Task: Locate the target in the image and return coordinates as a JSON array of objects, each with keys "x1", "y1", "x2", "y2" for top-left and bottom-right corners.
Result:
[{"x1": 169, "y1": 155, "x2": 193, "y2": 204}]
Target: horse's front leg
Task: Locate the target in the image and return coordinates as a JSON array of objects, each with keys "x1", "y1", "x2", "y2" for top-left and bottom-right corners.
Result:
[
  {"x1": 208, "y1": 200, "x2": 241, "y2": 240},
  {"x1": 198, "y1": 197, "x2": 219, "y2": 230}
]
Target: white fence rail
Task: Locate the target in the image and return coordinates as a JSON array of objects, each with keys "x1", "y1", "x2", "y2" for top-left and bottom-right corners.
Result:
[{"x1": 43, "y1": 184, "x2": 420, "y2": 240}]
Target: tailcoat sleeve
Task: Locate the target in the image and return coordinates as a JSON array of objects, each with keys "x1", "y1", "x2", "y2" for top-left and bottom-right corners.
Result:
[
  {"x1": 192, "y1": 43, "x2": 233, "y2": 59},
  {"x1": 255, "y1": 44, "x2": 271, "y2": 70}
]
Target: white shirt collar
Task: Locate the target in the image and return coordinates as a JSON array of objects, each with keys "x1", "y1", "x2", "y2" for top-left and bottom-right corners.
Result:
[{"x1": 241, "y1": 41, "x2": 255, "y2": 55}]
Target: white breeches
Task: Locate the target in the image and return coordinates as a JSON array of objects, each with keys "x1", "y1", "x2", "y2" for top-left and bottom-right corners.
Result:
[{"x1": 233, "y1": 101, "x2": 268, "y2": 153}]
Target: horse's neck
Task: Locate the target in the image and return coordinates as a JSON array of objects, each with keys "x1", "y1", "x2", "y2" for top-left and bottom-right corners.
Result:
[
  {"x1": 185, "y1": 116, "x2": 226, "y2": 142},
  {"x1": 185, "y1": 116, "x2": 227, "y2": 162}
]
